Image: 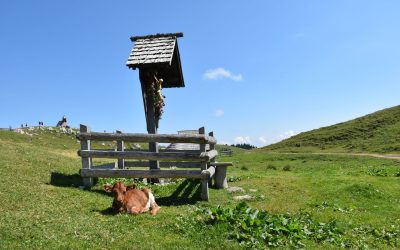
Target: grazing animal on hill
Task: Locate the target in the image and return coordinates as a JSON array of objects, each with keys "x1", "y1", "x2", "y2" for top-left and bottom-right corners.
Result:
[{"x1": 104, "y1": 182, "x2": 160, "y2": 215}]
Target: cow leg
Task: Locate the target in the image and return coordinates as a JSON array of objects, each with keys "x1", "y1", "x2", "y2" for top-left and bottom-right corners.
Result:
[
  {"x1": 128, "y1": 206, "x2": 140, "y2": 215},
  {"x1": 150, "y1": 202, "x2": 160, "y2": 215}
]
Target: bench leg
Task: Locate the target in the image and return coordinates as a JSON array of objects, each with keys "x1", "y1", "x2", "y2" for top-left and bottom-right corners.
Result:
[
  {"x1": 215, "y1": 166, "x2": 228, "y2": 189},
  {"x1": 201, "y1": 179, "x2": 209, "y2": 201},
  {"x1": 83, "y1": 177, "x2": 94, "y2": 188}
]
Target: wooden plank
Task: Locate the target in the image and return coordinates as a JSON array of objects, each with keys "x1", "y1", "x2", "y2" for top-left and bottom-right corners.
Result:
[
  {"x1": 116, "y1": 130, "x2": 125, "y2": 169},
  {"x1": 76, "y1": 132, "x2": 217, "y2": 144},
  {"x1": 125, "y1": 161, "x2": 203, "y2": 168},
  {"x1": 78, "y1": 149, "x2": 219, "y2": 162},
  {"x1": 210, "y1": 162, "x2": 233, "y2": 167},
  {"x1": 80, "y1": 169, "x2": 203, "y2": 179},
  {"x1": 80, "y1": 124, "x2": 93, "y2": 187},
  {"x1": 124, "y1": 161, "x2": 232, "y2": 168}
]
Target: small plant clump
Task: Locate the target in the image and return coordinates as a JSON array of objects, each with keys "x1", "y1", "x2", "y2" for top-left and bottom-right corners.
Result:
[
  {"x1": 228, "y1": 176, "x2": 242, "y2": 182},
  {"x1": 282, "y1": 165, "x2": 291, "y2": 171},
  {"x1": 266, "y1": 164, "x2": 277, "y2": 170},
  {"x1": 367, "y1": 167, "x2": 388, "y2": 177},
  {"x1": 202, "y1": 202, "x2": 343, "y2": 248}
]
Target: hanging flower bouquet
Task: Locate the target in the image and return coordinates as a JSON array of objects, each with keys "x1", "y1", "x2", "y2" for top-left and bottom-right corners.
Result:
[{"x1": 148, "y1": 77, "x2": 165, "y2": 120}]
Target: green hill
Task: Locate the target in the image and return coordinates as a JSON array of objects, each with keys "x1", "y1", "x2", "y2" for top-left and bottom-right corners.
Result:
[
  {"x1": 1, "y1": 126, "x2": 399, "y2": 248},
  {"x1": 263, "y1": 105, "x2": 400, "y2": 153}
]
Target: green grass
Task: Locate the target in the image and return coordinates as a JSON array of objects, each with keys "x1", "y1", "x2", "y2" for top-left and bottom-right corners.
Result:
[
  {"x1": 263, "y1": 105, "x2": 400, "y2": 153},
  {"x1": 0, "y1": 128, "x2": 399, "y2": 249}
]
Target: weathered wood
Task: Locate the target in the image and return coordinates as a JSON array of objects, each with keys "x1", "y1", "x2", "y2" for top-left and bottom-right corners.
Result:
[
  {"x1": 209, "y1": 132, "x2": 215, "y2": 150},
  {"x1": 80, "y1": 124, "x2": 93, "y2": 187},
  {"x1": 131, "y1": 32, "x2": 183, "y2": 41},
  {"x1": 199, "y1": 127, "x2": 206, "y2": 152},
  {"x1": 76, "y1": 132, "x2": 217, "y2": 144},
  {"x1": 125, "y1": 161, "x2": 202, "y2": 168},
  {"x1": 205, "y1": 150, "x2": 218, "y2": 161},
  {"x1": 215, "y1": 166, "x2": 228, "y2": 189},
  {"x1": 202, "y1": 166, "x2": 216, "y2": 179},
  {"x1": 78, "y1": 149, "x2": 219, "y2": 162},
  {"x1": 116, "y1": 130, "x2": 125, "y2": 169},
  {"x1": 80, "y1": 169, "x2": 204, "y2": 179},
  {"x1": 198, "y1": 127, "x2": 210, "y2": 195},
  {"x1": 201, "y1": 179, "x2": 209, "y2": 201},
  {"x1": 124, "y1": 161, "x2": 232, "y2": 168}
]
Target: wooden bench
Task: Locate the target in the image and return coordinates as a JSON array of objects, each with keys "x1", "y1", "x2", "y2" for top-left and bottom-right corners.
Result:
[{"x1": 77, "y1": 124, "x2": 231, "y2": 200}]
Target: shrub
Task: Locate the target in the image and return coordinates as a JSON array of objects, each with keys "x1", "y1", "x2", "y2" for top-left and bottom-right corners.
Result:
[
  {"x1": 266, "y1": 164, "x2": 277, "y2": 170},
  {"x1": 282, "y1": 165, "x2": 291, "y2": 171}
]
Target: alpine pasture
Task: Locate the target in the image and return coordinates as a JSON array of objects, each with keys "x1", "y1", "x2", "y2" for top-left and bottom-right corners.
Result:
[{"x1": 0, "y1": 125, "x2": 399, "y2": 249}]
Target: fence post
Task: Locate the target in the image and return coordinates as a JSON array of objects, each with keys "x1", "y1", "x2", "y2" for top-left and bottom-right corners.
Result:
[
  {"x1": 80, "y1": 124, "x2": 93, "y2": 187},
  {"x1": 208, "y1": 131, "x2": 215, "y2": 187},
  {"x1": 116, "y1": 130, "x2": 125, "y2": 169},
  {"x1": 199, "y1": 127, "x2": 209, "y2": 200}
]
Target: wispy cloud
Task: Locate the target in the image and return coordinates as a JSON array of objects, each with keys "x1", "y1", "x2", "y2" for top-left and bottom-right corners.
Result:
[
  {"x1": 275, "y1": 130, "x2": 298, "y2": 142},
  {"x1": 215, "y1": 109, "x2": 224, "y2": 117},
  {"x1": 203, "y1": 67, "x2": 243, "y2": 81},
  {"x1": 234, "y1": 136, "x2": 251, "y2": 144},
  {"x1": 258, "y1": 136, "x2": 267, "y2": 145}
]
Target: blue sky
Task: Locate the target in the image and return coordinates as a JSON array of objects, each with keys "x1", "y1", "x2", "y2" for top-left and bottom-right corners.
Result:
[{"x1": 1, "y1": 1, "x2": 399, "y2": 146}]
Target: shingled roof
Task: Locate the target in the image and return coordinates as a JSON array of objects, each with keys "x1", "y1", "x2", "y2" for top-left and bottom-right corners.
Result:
[{"x1": 126, "y1": 33, "x2": 185, "y2": 88}]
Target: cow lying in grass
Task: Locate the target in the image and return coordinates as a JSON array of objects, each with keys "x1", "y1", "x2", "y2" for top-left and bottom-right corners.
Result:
[{"x1": 103, "y1": 182, "x2": 160, "y2": 215}]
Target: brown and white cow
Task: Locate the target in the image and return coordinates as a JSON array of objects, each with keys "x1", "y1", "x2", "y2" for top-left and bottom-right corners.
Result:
[{"x1": 104, "y1": 182, "x2": 160, "y2": 215}]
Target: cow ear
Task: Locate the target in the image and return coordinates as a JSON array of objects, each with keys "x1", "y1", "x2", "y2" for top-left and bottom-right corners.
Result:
[
  {"x1": 103, "y1": 184, "x2": 113, "y2": 193},
  {"x1": 126, "y1": 184, "x2": 137, "y2": 191}
]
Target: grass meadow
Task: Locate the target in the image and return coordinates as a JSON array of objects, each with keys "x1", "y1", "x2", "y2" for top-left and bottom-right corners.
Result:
[{"x1": 0, "y1": 128, "x2": 399, "y2": 249}]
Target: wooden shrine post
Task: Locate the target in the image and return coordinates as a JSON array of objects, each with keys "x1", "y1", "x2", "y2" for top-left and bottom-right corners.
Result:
[
  {"x1": 139, "y1": 69, "x2": 160, "y2": 171},
  {"x1": 126, "y1": 32, "x2": 185, "y2": 181}
]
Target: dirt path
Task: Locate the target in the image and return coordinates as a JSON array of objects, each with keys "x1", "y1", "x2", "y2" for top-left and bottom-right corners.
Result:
[{"x1": 270, "y1": 152, "x2": 400, "y2": 160}]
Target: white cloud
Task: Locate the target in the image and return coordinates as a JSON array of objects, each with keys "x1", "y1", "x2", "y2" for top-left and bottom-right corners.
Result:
[
  {"x1": 258, "y1": 137, "x2": 267, "y2": 145},
  {"x1": 275, "y1": 130, "x2": 298, "y2": 142},
  {"x1": 215, "y1": 109, "x2": 224, "y2": 117},
  {"x1": 234, "y1": 136, "x2": 251, "y2": 144},
  {"x1": 203, "y1": 67, "x2": 243, "y2": 81}
]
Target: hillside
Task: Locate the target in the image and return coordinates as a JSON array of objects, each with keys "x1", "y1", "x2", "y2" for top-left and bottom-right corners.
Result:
[
  {"x1": 0, "y1": 127, "x2": 399, "y2": 248},
  {"x1": 263, "y1": 105, "x2": 400, "y2": 153}
]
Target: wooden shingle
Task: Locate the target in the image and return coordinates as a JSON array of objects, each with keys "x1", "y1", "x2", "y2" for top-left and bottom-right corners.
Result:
[{"x1": 126, "y1": 32, "x2": 184, "y2": 88}]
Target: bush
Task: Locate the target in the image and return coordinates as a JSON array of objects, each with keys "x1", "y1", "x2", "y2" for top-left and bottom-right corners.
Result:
[
  {"x1": 266, "y1": 164, "x2": 277, "y2": 170},
  {"x1": 283, "y1": 165, "x2": 291, "y2": 171}
]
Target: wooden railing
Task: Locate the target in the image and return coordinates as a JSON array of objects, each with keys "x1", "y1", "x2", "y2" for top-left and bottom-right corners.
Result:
[{"x1": 77, "y1": 124, "x2": 230, "y2": 200}]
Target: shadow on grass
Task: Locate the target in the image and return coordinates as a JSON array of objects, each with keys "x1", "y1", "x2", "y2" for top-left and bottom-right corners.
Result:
[
  {"x1": 49, "y1": 172, "x2": 83, "y2": 187},
  {"x1": 49, "y1": 172, "x2": 202, "y2": 209},
  {"x1": 156, "y1": 179, "x2": 202, "y2": 206}
]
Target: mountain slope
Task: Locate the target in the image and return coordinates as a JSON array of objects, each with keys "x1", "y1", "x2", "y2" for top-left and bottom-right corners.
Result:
[{"x1": 263, "y1": 105, "x2": 400, "y2": 153}]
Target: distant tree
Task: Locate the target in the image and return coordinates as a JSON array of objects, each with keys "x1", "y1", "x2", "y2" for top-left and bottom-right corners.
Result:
[{"x1": 230, "y1": 143, "x2": 257, "y2": 150}]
